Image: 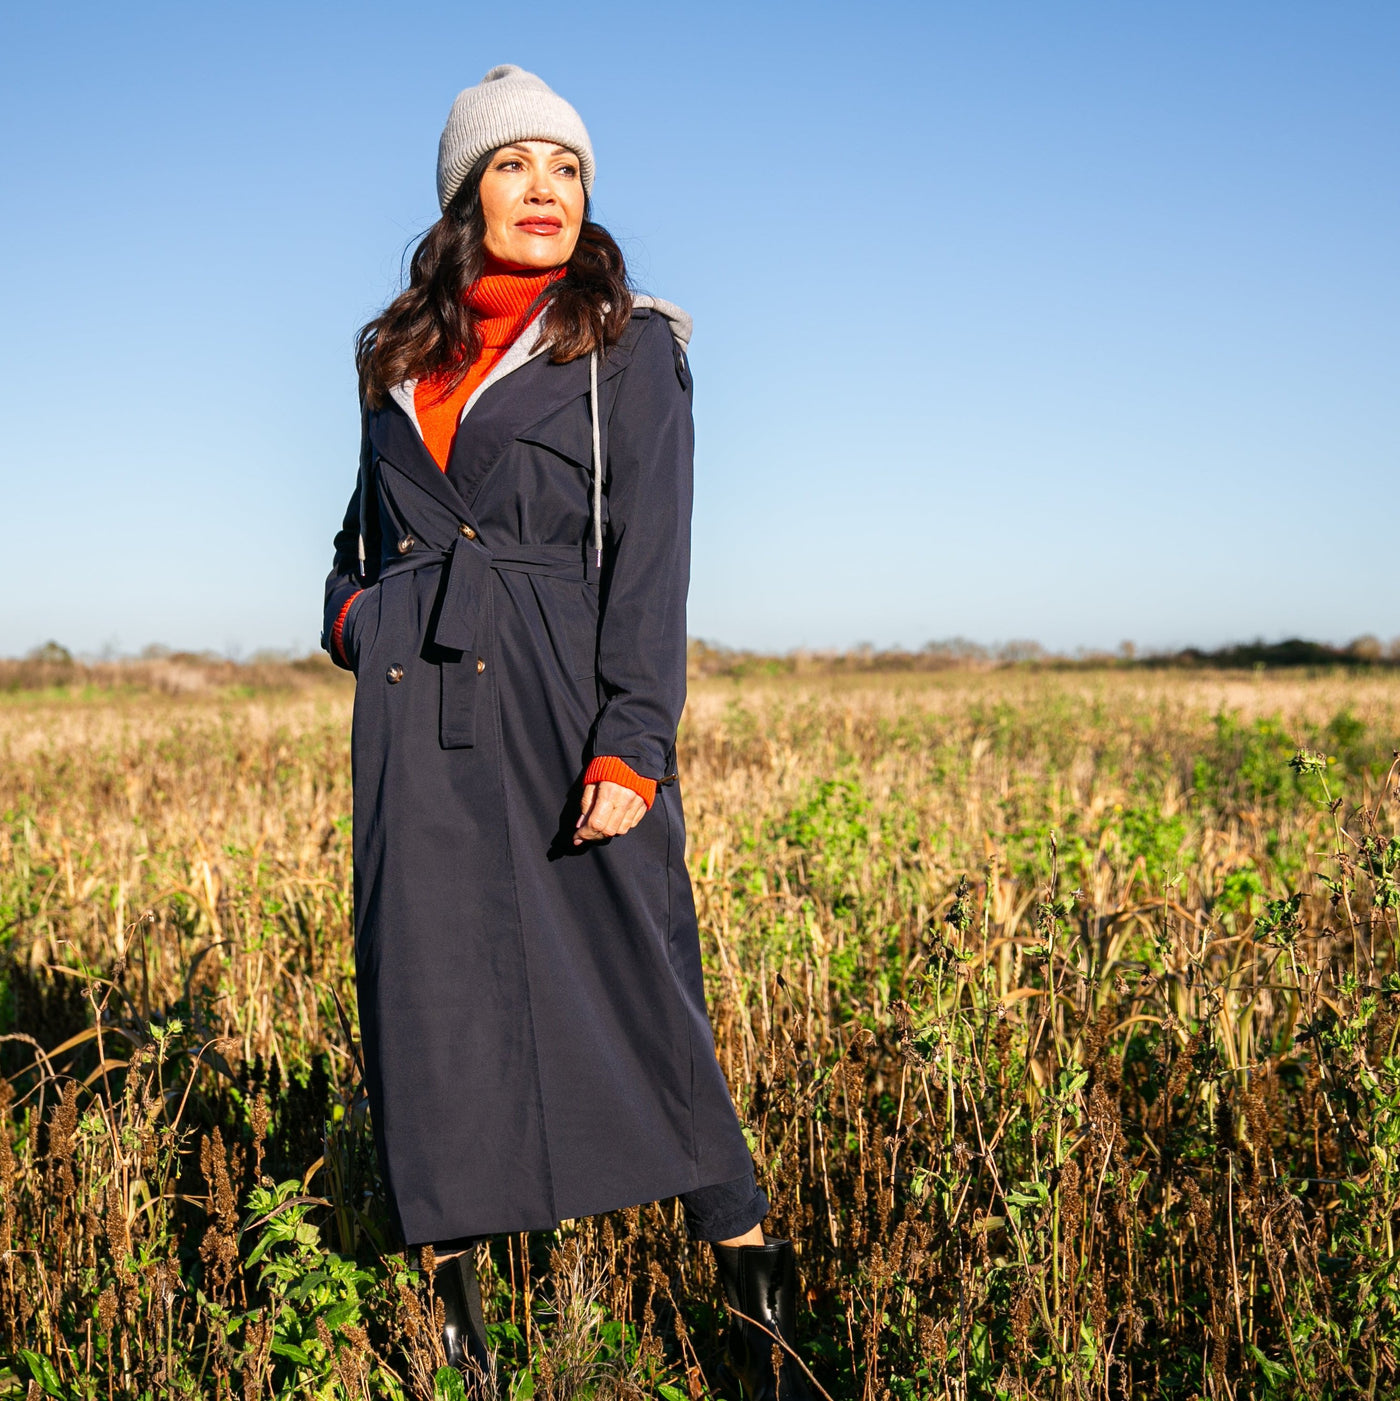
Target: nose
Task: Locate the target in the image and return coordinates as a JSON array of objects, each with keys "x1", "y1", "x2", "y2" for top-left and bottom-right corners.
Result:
[{"x1": 526, "y1": 180, "x2": 555, "y2": 205}]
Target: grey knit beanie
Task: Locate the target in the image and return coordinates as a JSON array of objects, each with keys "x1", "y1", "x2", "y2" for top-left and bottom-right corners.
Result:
[{"x1": 436, "y1": 65, "x2": 595, "y2": 212}]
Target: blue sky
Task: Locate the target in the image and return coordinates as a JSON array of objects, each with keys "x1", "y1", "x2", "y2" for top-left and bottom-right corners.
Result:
[{"x1": 2, "y1": 1, "x2": 1396, "y2": 657}]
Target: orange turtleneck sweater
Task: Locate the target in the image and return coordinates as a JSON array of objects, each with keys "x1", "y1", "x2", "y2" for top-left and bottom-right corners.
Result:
[
  {"x1": 335, "y1": 259, "x2": 657, "y2": 811},
  {"x1": 414, "y1": 259, "x2": 563, "y2": 470}
]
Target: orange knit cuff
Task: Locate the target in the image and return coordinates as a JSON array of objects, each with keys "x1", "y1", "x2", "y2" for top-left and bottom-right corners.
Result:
[
  {"x1": 583, "y1": 755, "x2": 657, "y2": 810},
  {"x1": 330, "y1": 590, "x2": 362, "y2": 666}
]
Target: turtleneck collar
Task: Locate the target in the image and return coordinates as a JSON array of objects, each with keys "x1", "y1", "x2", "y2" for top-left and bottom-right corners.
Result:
[{"x1": 466, "y1": 256, "x2": 566, "y2": 345}]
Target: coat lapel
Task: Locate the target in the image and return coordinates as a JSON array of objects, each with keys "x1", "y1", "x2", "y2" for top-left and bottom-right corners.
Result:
[
  {"x1": 445, "y1": 337, "x2": 634, "y2": 507},
  {"x1": 369, "y1": 397, "x2": 473, "y2": 523}
]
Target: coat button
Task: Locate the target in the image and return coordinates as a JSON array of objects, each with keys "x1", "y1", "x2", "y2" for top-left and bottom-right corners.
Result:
[
  {"x1": 476, "y1": 658, "x2": 486, "y2": 674},
  {"x1": 458, "y1": 523, "x2": 477, "y2": 540},
  {"x1": 396, "y1": 535, "x2": 415, "y2": 554},
  {"x1": 386, "y1": 664, "x2": 404, "y2": 684}
]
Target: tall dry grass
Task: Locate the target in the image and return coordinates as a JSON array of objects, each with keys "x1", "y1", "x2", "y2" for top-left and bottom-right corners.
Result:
[{"x1": 2, "y1": 667, "x2": 1399, "y2": 1398}]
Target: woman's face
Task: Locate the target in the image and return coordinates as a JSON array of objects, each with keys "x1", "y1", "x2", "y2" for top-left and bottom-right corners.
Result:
[{"x1": 478, "y1": 141, "x2": 586, "y2": 269}]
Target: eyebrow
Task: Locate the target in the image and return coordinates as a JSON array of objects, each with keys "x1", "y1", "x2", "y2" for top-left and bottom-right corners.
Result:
[{"x1": 499, "y1": 143, "x2": 577, "y2": 159}]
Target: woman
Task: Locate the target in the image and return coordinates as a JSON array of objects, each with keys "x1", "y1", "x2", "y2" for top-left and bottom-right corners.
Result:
[{"x1": 322, "y1": 66, "x2": 814, "y2": 1399}]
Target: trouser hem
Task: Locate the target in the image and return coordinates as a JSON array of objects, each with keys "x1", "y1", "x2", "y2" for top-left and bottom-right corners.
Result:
[{"x1": 680, "y1": 1175, "x2": 770, "y2": 1243}]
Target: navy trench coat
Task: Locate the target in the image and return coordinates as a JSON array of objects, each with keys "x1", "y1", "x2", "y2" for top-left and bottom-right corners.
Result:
[{"x1": 321, "y1": 304, "x2": 754, "y2": 1247}]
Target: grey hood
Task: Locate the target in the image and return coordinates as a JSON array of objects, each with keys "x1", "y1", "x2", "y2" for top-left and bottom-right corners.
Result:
[{"x1": 630, "y1": 295, "x2": 691, "y2": 350}]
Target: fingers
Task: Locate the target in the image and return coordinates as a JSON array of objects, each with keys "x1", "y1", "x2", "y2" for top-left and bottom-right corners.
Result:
[
  {"x1": 573, "y1": 780, "x2": 648, "y2": 845},
  {"x1": 607, "y1": 794, "x2": 644, "y2": 835},
  {"x1": 575, "y1": 787, "x2": 644, "y2": 842}
]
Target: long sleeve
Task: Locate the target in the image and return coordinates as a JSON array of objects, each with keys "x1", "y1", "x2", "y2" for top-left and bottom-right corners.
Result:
[
  {"x1": 588, "y1": 313, "x2": 694, "y2": 780},
  {"x1": 321, "y1": 410, "x2": 379, "y2": 670}
]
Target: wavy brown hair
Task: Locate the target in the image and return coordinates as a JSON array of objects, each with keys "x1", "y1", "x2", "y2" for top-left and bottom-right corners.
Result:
[{"x1": 356, "y1": 150, "x2": 633, "y2": 408}]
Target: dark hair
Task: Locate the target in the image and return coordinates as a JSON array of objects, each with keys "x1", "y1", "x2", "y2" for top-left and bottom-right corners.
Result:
[{"x1": 355, "y1": 150, "x2": 633, "y2": 408}]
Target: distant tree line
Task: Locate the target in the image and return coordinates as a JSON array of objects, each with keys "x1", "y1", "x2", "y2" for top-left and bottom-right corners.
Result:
[
  {"x1": 4, "y1": 635, "x2": 1396, "y2": 692},
  {"x1": 686, "y1": 634, "x2": 1400, "y2": 678}
]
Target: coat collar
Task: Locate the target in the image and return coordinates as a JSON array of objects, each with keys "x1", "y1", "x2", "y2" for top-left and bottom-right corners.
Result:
[{"x1": 386, "y1": 316, "x2": 552, "y2": 437}]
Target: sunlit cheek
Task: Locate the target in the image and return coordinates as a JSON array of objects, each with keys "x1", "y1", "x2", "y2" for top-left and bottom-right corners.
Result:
[
  {"x1": 559, "y1": 194, "x2": 584, "y2": 228},
  {"x1": 480, "y1": 186, "x2": 508, "y2": 242}
]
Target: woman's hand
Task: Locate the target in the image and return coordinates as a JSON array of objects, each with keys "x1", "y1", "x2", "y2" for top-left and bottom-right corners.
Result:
[{"x1": 574, "y1": 780, "x2": 647, "y2": 845}]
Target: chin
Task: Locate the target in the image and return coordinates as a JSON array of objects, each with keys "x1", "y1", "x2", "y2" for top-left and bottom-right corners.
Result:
[
  {"x1": 521, "y1": 244, "x2": 570, "y2": 267},
  {"x1": 485, "y1": 237, "x2": 574, "y2": 271}
]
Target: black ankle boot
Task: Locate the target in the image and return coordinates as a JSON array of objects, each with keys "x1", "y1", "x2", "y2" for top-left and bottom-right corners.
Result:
[
  {"x1": 434, "y1": 1249, "x2": 495, "y2": 1394},
  {"x1": 712, "y1": 1235, "x2": 816, "y2": 1400}
]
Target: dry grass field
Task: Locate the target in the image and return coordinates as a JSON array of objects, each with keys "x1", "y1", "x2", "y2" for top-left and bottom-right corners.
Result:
[{"x1": 2, "y1": 662, "x2": 1399, "y2": 1399}]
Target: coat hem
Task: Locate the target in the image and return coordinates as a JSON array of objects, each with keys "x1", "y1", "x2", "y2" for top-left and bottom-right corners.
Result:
[{"x1": 401, "y1": 1170, "x2": 732, "y2": 1247}]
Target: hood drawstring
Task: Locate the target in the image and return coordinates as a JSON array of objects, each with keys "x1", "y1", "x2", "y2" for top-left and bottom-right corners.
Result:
[{"x1": 589, "y1": 351, "x2": 603, "y2": 570}]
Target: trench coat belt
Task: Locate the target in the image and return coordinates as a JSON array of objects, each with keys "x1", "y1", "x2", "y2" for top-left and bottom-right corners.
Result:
[{"x1": 371, "y1": 536, "x2": 595, "y2": 750}]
